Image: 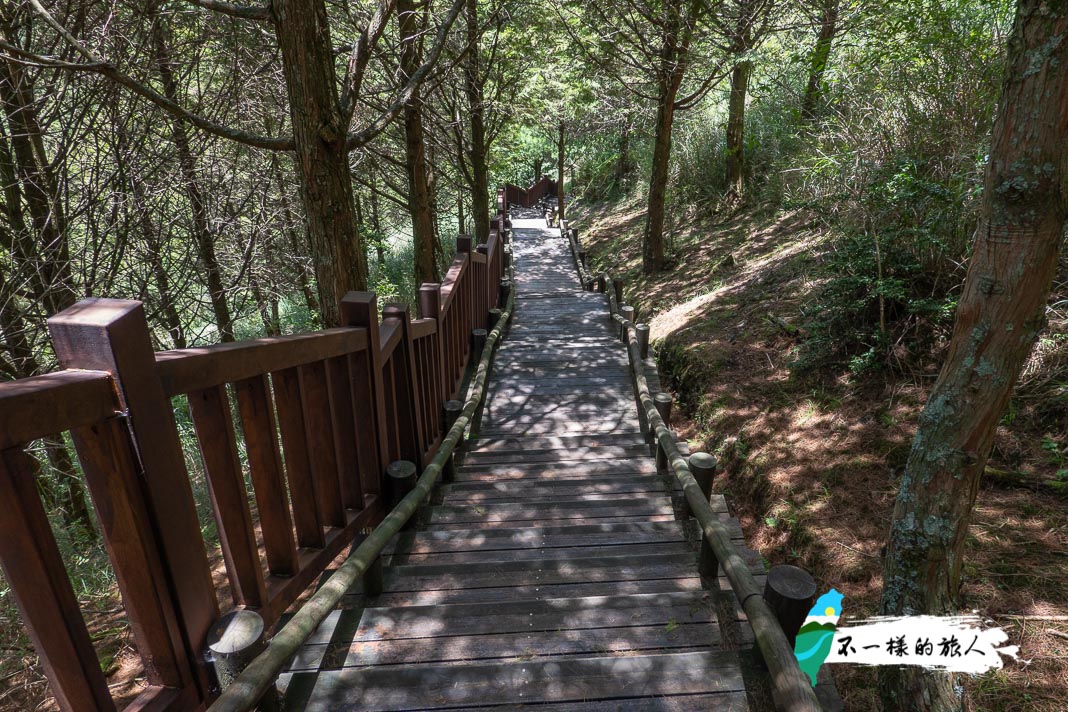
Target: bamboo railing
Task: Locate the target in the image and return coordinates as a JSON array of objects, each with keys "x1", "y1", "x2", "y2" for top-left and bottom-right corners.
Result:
[{"x1": 560, "y1": 221, "x2": 823, "y2": 712}]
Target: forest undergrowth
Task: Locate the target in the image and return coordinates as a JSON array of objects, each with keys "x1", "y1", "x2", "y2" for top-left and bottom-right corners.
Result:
[{"x1": 574, "y1": 197, "x2": 1068, "y2": 712}]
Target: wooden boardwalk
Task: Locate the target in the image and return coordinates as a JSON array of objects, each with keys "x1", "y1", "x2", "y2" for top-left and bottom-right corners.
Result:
[{"x1": 281, "y1": 218, "x2": 754, "y2": 710}]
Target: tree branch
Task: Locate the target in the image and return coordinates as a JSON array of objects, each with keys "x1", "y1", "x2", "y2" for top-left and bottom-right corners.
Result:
[
  {"x1": 183, "y1": 0, "x2": 270, "y2": 21},
  {"x1": 20, "y1": 0, "x2": 292, "y2": 150}
]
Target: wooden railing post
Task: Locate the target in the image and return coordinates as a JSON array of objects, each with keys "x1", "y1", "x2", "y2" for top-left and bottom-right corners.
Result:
[
  {"x1": 383, "y1": 304, "x2": 426, "y2": 467},
  {"x1": 619, "y1": 305, "x2": 635, "y2": 341},
  {"x1": 341, "y1": 292, "x2": 389, "y2": 497},
  {"x1": 653, "y1": 391, "x2": 672, "y2": 458},
  {"x1": 763, "y1": 565, "x2": 818, "y2": 651},
  {"x1": 48, "y1": 298, "x2": 217, "y2": 700},
  {"x1": 498, "y1": 279, "x2": 512, "y2": 309},
  {"x1": 682, "y1": 451, "x2": 716, "y2": 519},
  {"x1": 386, "y1": 460, "x2": 419, "y2": 531},
  {"x1": 419, "y1": 282, "x2": 446, "y2": 397},
  {"x1": 636, "y1": 324, "x2": 651, "y2": 359},
  {"x1": 444, "y1": 399, "x2": 464, "y2": 467},
  {"x1": 0, "y1": 447, "x2": 116, "y2": 711},
  {"x1": 207, "y1": 610, "x2": 278, "y2": 711},
  {"x1": 477, "y1": 243, "x2": 490, "y2": 327}
]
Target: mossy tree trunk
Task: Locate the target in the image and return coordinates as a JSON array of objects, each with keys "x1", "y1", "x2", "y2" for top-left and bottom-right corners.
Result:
[
  {"x1": 801, "y1": 0, "x2": 839, "y2": 120},
  {"x1": 725, "y1": 57, "x2": 753, "y2": 198},
  {"x1": 556, "y1": 121, "x2": 566, "y2": 222},
  {"x1": 642, "y1": 78, "x2": 680, "y2": 273},
  {"x1": 880, "y1": 3, "x2": 1068, "y2": 710},
  {"x1": 641, "y1": 1, "x2": 689, "y2": 274},
  {"x1": 271, "y1": 0, "x2": 368, "y2": 327},
  {"x1": 149, "y1": 7, "x2": 234, "y2": 341},
  {"x1": 464, "y1": 0, "x2": 491, "y2": 247},
  {"x1": 398, "y1": 0, "x2": 440, "y2": 285}
]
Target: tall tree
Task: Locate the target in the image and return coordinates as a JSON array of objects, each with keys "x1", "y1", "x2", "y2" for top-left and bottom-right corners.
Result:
[
  {"x1": 397, "y1": 0, "x2": 440, "y2": 285},
  {"x1": 800, "y1": 0, "x2": 840, "y2": 120},
  {"x1": 880, "y1": 2, "x2": 1068, "y2": 709},
  {"x1": 16, "y1": 0, "x2": 466, "y2": 325},
  {"x1": 148, "y1": 4, "x2": 234, "y2": 340},
  {"x1": 565, "y1": 0, "x2": 724, "y2": 273},
  {"x1": 462, "y1": 0, "x2": 491, "y2": 247},
  {"x1": 713, "y1": 0, "x2": 778, "y2": 199}
]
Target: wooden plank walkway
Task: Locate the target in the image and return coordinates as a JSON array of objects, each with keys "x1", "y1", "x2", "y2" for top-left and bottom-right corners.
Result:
[{"x1": 281, "y1": 218, "x2": 755, "y2": 711}]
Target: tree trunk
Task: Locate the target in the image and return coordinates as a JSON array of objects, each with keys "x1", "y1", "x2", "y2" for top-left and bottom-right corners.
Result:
[
  {"x1": 271, "y1": 154, "x2": 320, "y2": 316},
  {"x1": 642, "y1": 78, "x2": 681, "y2": 273},
  {"x1": 725, "y1": 59, "x2": 753, "y2": 198},
  {"x1": 271, "y1": 0, "x2": 368, "y2": 327},
  {"x1": 370, "y1": 172, "x2": 386, "y2": 264},
  {"x1": 398, "y1": 0, "x2": 439, "y2": 285},
  {"x1": 0, "y1": 53, "x2": 76, "y2": 317},
  {"x1": 534, "y1": 157, "x2": 542, "y2": 182},
  {"x1": 880, "y1": 4, "x2": 1068, "y2": 710},
  {"x1": 0, "y1": 40, "x2": 95, "y2": 538},
  {"x1": 464, "y1": 0, "x2": 491, "y2": 247},
  {"x1": 617, "y1": 121, "x2": 631, "y2": 182},
  {"x1": 148, "y1": 9, "x2": 234, "y2": 341},
  {"x1": 801, "y1": 0, "x2": 839, "y2": 120},
  {"x1": 556, "y1": 121, "x2": 566, "y2": 222}
]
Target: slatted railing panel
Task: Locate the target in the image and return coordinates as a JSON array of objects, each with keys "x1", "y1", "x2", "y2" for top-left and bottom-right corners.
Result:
[{"x1": 0, "y1": 191, "x2": 516, "y2": 712}]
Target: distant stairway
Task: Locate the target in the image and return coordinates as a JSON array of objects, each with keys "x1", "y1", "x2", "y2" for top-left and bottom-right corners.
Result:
[{"x1": 284, "y1": 218, "x2": 752, "y2": 711}]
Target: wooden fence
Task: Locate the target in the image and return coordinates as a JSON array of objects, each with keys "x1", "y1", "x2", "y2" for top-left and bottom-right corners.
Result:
[
  {"x1": 0, "y1": 193, "x2": 511, "y2": 712},
  {"x1": 502, "y1": 176, "x2": 556, "y2": 208}
]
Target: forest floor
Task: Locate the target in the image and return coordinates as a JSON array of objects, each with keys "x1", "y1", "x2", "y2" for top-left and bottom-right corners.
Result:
[{"x1": 572, "y1": 196, "x2": 1068, "y2": 711}]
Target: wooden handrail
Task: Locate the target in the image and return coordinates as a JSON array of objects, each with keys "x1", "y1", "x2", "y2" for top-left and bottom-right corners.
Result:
[
  {"x1": 378, "y1": 317, "x2": 403, "y2": 359},
  {"x1": 0, "y1": 370, "x2": 118, "y2": 448},
  {"x1": 207, "y1": 267, "x2": 517, "y2": 712},
  {"x1": 410, "y1": 317, "x2": 437, "y2": 339},
  {"x1": 155, "y1": 328, "x2": 368, "y2": 396},
  {"x1": 559, "y1": 221, "x2": 821, "y2": 711}
]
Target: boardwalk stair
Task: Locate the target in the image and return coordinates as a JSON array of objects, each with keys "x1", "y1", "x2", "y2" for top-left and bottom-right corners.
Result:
[
  {"x1": 279, "y1": 217, "x2": 761, "y2": 710},
  {"x1": 0, "y1": 184, "x2": 831, "y2": 712}
]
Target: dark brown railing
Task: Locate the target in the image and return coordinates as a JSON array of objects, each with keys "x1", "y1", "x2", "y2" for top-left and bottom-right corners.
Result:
[
  {"x1": 502, "y1": 176, "x2": 556, "y2": 208},
  {"x1": 0, "y1": 192, "x2": 512, "y2": 712}
]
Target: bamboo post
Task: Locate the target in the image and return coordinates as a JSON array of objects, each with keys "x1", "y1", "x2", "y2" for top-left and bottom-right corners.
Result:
[
  {"x1": 498, "y1": 279, "x2": 512, "y2": 309},
  {"x1": 654, "y1": 392, "x2": 673, "y2": 427},
  {"x1": 763, "y1": 565, "x2": 818, "y2": 650},
  {"x1": 636, "y1": 324, "x2": 651, "y2": 359},
  {"x1": 689, "y1": 452, "x2": 717, "y2": 500},
  {"x1": 683, "y1": 452, "x2": 716, "y2": 519},
  {"x1": 386, "y1": 460, "x2": 418, "y2": 530},
  {"x1": 207, "y1": 610, "x2": 278, "y2": 712},
  {"x1": 619, "y1": 305, "x2": 634, "y2": 341},
  {"x1": 444, "y1": 399, "x2": 464, "y2": 466},
  {"x1": 472, "y1": 328, "x2": 488, "y2": 355},
  {"x1": 363, "y1": 555, "x2": 384, "y2": 598}
]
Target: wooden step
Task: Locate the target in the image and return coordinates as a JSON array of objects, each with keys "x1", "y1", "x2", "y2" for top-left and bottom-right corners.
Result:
[
  {"x1": 454, "y1": 458, "x2": 659, "y2": 480},
  {"x1": 382, "y1": 552, "x2": 701, "y2": 592},
  {"x1": 439, "y1": 477, "x2": 666, "y2": 503},
  {"x1": 366, "y1": 576, "x2": 705, "y2": 608},
  {"x1": 459, "y1": 444, "x2": 650, "y2": 466},
  {"x1": 296, "y1": 650, "x2": 746, "y2": 711},
  {"x1": 389, "y1": 521, "x2": 687, "y2": 555},
  {"x1": 466, "y1": 432, "x2": 647, "y2": 452},
  {"x1": 426, "y1": 496, "x2": 675, "y2": 524}
]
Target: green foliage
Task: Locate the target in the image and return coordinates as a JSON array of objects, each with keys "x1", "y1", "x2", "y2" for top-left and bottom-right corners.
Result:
[{"x1": 792, "y1": 153, "x2": 981, "y2": 375}]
